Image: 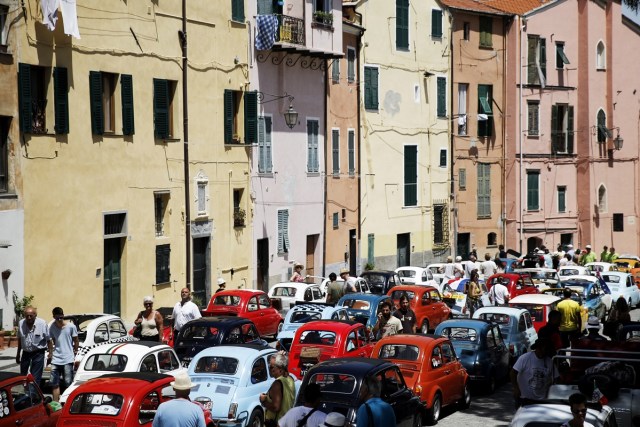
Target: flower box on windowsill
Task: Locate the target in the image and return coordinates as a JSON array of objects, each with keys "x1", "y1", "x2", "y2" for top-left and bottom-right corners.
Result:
[
  {"x1": 234, "y1": 208, "x2": 246, "y2": 228},
  {"x1": 313, "y1": 11, "x2": 333, "y2": 27}
]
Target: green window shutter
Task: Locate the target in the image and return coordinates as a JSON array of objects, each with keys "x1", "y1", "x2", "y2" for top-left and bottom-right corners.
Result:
[
  {"x1": 551, "y1": 104, "x2": 558, "y2": 154},
  {"x1": 368, "y1": 233, "x2": 375, "y2": 265},
  {"x1": 332, "y1": 59, "x2": 340, "y2": 83},
  {"x1": 121, "y1": 74, "x2": 135, "y2": 136},
  {"x1": 283, "y1": 209, "x2": 290, "y2": 252},
  {"x1": 558, "y1": 187, "x2": 566, "y2": 212},
  {"x1": 332, "y1": 129, "x2": 339, "y2": 175},
  {"x1": 265, "y1": 116, "x2": 272, "y2": 173},
  {"x1": 90, "y1": 71, "x2": 104, "y2": 135},
  {"x1": 347, "y1": 50, "x2": 355, "y2": 82},
  {"x1": 540, "y1": 38, "x2": 547, "y2": 79},
  {"x1": 477, "y1": 163, "x2": 491, "y2": 217},
  {"x1": 53, "y1": 67, "x2": 69, "y2": 134},
  {"x1": 567, "y1": 105, "x2": 574, "y2": 154},
  {"x1": 153, "y1": 78, "x2": 169, "y2": 139},
  {"x1": 348, "y1": 130, "x2": 355, "y2": 175},
  {"x1": 232, "y1": 0, "x2": 245, "y2": 22},
  {"x1": 437, "y1": 77, "x2": 446, "y2": 117},
  {"x1": 404, "y1": 145, "x2": 417, "y2": 206},
  {"x1": 18, "y1": 63, "x2": 33, "y2": 133},
  {"x1": 244, "y1": 91, "x2": 258, "y2": 144},
  {"x1": 277, "y1": 210, "x2": 284, "y2": 253},
  {"x1": 312, "y1": 121, "x2": 319, "y2": 172},
  {"x1": 258, "y1": 117, "x2": 266, "y2": 173},
  {"x1": 396, "y1": 0, "x2": 409, "y2": 49},
  {"x1": 432, "y1": 9, "x2": 443, "y2": 38},
  {"x1": 224, "y1": 89, "x2": 234, "y2": 144},
  {"x1": 527, "y1": 172, "x2": 539, "y2": 210},
  {"x1": 257, "y1": 0, "x2": 273, "y2": 14},
  {"x1": 527, "y1": 37, "x2": 538, "y2": 84},
  {"x1": 364, "y1": 67, "x2": 378, "y2": 110}
]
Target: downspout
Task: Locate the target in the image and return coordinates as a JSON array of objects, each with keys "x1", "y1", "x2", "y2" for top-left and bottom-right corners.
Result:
[
  {"x1": 501, "y1": 17, "x2": 509, "y2": 248},
  {"x1": 518, "y1": 15, "x2": 524, "y2": 254},
  {"x1": 182, "y1": 0, "x2": 192, "y2": 288},
  {"x1": 357, "y1": 28, "x2": 363, "y2": 272},
  {"x1": 322, "y1": 58, "x2": 328, "y2": 278},
  {"x1": 449, "y1": 12, "x2": 457, "y2": 259}
]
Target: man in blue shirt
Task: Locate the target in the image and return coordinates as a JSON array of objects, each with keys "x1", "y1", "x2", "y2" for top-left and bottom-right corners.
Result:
[
  {"x1": 356, "y1": 376, "x2": 395, "y2": 427},
  {"x1": 16, "y1": 306, "x2": 49, "y2": 385},
  {"x1": 153, "y1": 372, "x2": 205, "y2": 427}
]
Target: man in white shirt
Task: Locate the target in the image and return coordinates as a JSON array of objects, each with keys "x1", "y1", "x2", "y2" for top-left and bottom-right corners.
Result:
[
  {"x1": 464, "y1": 255, "x2": 479, "y2": 279},
  {"x1": 454, "y1": 256, "x2": 464, "y2": 278},
  {"x1": 443, "y1": 256, "x2": 463, "y2": 280},
  {"x1": 278, "y1": 383, "x2": 326, "y2": 427},
  {"x1": 171, "y1": 288, "x2": 202, "y2": 342},
  {"x1": 489, "y1": 278, "x2": 510, "y2": 306},
  {"x1": 480, "y1": 253, "x2": 498, "y2": 278}
]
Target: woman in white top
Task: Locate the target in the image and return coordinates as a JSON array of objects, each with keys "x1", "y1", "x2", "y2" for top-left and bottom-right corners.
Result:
[{"x1": 135, "y1": 296, "x2": 164, "y2": 342}]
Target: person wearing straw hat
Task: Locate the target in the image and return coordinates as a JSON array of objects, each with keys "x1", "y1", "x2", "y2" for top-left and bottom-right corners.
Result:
[
  {"x1": 215, "y1": 277, "x2": 227, "y2": 294},
  {"x1": 290, "y1": 262, "x2": 307, "y2": 283},
  {"x1": 319, "y1": 413, "x2": 346, "y2": 427},
  {"x1": 580, "y1": 316, "x2": 607, "y2": 341},
  {"x1": 153, "y1": 372, "x2": 205, "y2": 427}
]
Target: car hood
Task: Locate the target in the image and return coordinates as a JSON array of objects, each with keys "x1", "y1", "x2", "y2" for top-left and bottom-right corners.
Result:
[
  {"x1": 175, "y1": 340, "x2": 220, "y2": 360},
  {"x1": 203, "y1": 305, "x2": 240, "y2": 316},
  {"x1": 394, "y1": 362, "x2": 420, "y2": 390},
  {"x1": 190, "y1": 376, "x2": 261, "y2": 419}
]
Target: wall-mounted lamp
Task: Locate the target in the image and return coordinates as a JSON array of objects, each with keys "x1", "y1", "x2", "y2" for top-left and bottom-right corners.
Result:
[
  {"x1": 592, "y1": 125, "x2": 623, "y2": 150},
  {"x1": 257, "y1": 92, "x2": 298, "y2": 129},
  {"x1": 613, "y1": 128, "x2": 624, "y2": 150},
  {"x1": 1, "y1": 269, "x2": 11, "y2": 280}
]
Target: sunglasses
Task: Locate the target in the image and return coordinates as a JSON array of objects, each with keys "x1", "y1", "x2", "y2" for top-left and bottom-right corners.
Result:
[
  {"x1": 55, "y1": 316, "x2": 64, "y2": 321},
  {"x1": 572, "y1": 409, "x2": 587, "y2": 415}
]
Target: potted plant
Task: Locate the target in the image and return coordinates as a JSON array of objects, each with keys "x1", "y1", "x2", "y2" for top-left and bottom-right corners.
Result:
[
  {"x1": 234, "y1": 207, "x2": 246, "y2": 227},
  {"x1": 313, "y1": 11, "x2": 333, "y2": 26},
  {"x1": 12, "y1": 291, "x2": 34, "y2": 328}
]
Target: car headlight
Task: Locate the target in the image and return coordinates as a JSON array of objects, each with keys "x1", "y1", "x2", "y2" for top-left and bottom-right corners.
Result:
[{"x1": 228, "y1": 402, "x2": 238, "y2": 420}]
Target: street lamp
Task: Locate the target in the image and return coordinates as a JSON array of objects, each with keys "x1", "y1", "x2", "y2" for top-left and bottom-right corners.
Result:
[
  {"x1": 613, "y1": 129, "x2": 624, "y2": 150},
  {"x1": 257, "y1": 92, "x2": 298, "y2": 129}
]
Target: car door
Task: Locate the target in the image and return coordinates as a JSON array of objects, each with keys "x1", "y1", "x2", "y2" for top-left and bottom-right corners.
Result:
[
  {"x1": 246, "y1": 296, "x2": 263, "y2": 334},
  {"x1": 378, "y1": 367, "x2": 414, "y2": 427},
  {"x1": 428, "y1": 345, "x2": 451, "y2": 403},
  {"x1": 489, "y1": 325, "x2": 509, "y2": 372},
  {"x1": 5, "y1": 379, "x2": 50, "y2": 427},
  {"x1": 311, "y1": 286, "x2": 323, "y2": 301},
  {"x1": 258, "y1": 293, "x2": 280, "y2": 336},
  {"x1": 521, "y1": 311, "x2": 537, "y2": 350},
  {"x1": 629, "y1": 276, "x2": 640, "y2": 306},
  {"x1": 428, "y1": 289, "x2": 448, "y2": 326},
  {"x1": 440, "y1": 342, "x2": 463, "y2": 404},
  {"x1": 140, "y1": 353, "x2": 159, "y2": 373}
]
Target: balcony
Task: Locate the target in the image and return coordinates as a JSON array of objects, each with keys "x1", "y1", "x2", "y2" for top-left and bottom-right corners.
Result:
[{"x1": 275, "y1": 14, "x2": 305, "y2": 46}]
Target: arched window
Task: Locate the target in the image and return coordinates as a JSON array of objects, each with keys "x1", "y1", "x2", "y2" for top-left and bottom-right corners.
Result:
[
  {"x1": 598, "y1": 185, "x2": 607, "y2": 213},
  {"x1": 487, "y1": 232, "x2": 497, "y2": 246},
  {"x1": 596, "y1": 41, "x2": 605, "y2": 70},
  {"x1": 597, "y1": 109, "x2": 607, "y2": 143}
]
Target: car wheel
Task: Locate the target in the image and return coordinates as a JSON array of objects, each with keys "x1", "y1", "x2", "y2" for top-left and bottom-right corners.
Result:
[
  {"x1": 421, "y1": 320, "x2": 430, "y2": 334},
  {"x1": 248, "y1": 408, "x2": 263, "y2": 427},
  {"x1": 413, "y1": 413, "x2": 424, "y2": 427},
  {"x1": 277, "y1": 321, "x2": 284, "y2": 333},
  {"x1": 458, "y1": 382, "x2": 471, "y2": 409},
  {"x1": 426, "y1": 393, "x2": 441, "y2": 425}
]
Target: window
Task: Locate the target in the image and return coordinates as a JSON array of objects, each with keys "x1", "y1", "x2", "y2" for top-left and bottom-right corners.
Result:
[
  {"x1": 333, "y1": 212, "x2": 339, "y2": 229},
  {"x1": 439, "y1": 148, "x2": 447, "y2": 167},
  {"x1": 596, "y1": 41, "x2": 605, "y2": 70},
  {"x1": 307, "y1": 119, "x2": 319, "y2": 173},
  {"x1": 527, "y1": 35, "x2": 546, "y2": 85},
  {"x1": 104, "y1": 212, "x2": 127, "y2": 238},
  {"x1": 433, "y1": 204, "x2": 445, "y2": 244},
  {"x1": 477, "y1": 163, "x2": 491, "y2": 218},
  {"x1": 347, "y1": 48, "x2": 356, "y2": 83},
  {"x1": 19, "y1": 64, "x2": 69, "y2": 135},
  {"x1": 437, "y1": 77, "x2": 446, "y2": 117},
  {"x1": 364, "y1": 66, "x2": 379, "y2": 110},
  {"x1": 277, "y1": 209, "x2": 290, "y2": 254},
  {"x1": 404, "y1": 145, "x2": 417, "y2": 206},
  {"x1": 90, "y1": 72, "x2": 131, "y2": 135},
  {"x1": 613, "y1": 213, "x2": 624, "y2": 232},
  {"x1": 551, "y1": 104, "x2": 574, "y2": 154},
  {"x1": 477, "y1": 84, "x2": 493, "y2": 137},
  {"x1": 597, "y1": 109, "x2": 609, "y2": 144},
  {"x1": 396, "y1": 0, "x2": 409, "y2": 50},
  {"x1": 463, "y1": 22, "x2": 470, "y2": 41},
  {"x1": 332, "y1": 59, "x2": 340, "y2": 83},
  {"x1": 234, "y1": 189, "x2": 245, "y2": 227},
  {"x1": 154, "y1": 191, "x2": 169, "y2": 237},
  {"x1": 11, "y1": 381, "x2": 42, "y2": 412},
  {"x1": 458, "y1": 83, "x2": 467, "y2": 135},
  {"x1": 459, "y1": 168, "x2": 466, "y2": 190},
  {"x1": 526, "y1": 170, "x2": 540, "y2": 211},
  {"x1": 197, "y1": 180, "x2": 208, "y2": 216},
  {"x1": 341, "y1": 209, "x2": 346, "y2": 222},
  {"x1": 224, "y1": 90, "x2": 258, "y2": 144},
  {"x1": 0, "y1": 5, "x2": 8, "y2": 48},
  {"x1": 431, "y1": 9, "x2": 443, "y2": 38},
  {"x1": 348, "y1": 129, "x2": 355, "y2": 176},
  {"x1": 368, "y1": 233, "x2": 375, "y2": 265},
  {"x1": 141, "y1": 354, "x2": 158, "y2": 373},
  {"x1": 527, "y1": 101, "x2": 539, "y2": 136},
  {"x1": 332, "y1": 128, "x2": 340, "y2": 176},
  {"x1": 557, "y1": 186, "x2": 566, "y2": 213},
  {"x1": 479, "y1": 16, "x2": 492, "y2": 47},
  {"x1": 487, "y1": 232, "x2": 497, "y2": 246},
  {"x1": 156, "y1": 244, "x2": 171, "y2": 284},
  {"x1": 556, "y1": 42, "x2": 570, "y2": 69},
  {"x1": 153, "y1": 79, "x2": 176, "y2": 139},
  {"x1": 258, "y1": 116, "x2": 273, "y2": 173},
  {"x1": 0, "y1": 117, "x2": 8, "y2": 192},
  {"x1": 251, "y1": 358, "x2": 268, "y2": 384},
  {"x1": 414, "y1": 84, "x2": 420, "y2": 103},
  {"x1": 231, "y1": 0, "x2": 245, "y2": 22},
  {"x1": 598, "y1": 185, "x2": 607, "y2": 213},
  {"x1": 258, "y1": 293, "x2": 271, "y2": 308}
]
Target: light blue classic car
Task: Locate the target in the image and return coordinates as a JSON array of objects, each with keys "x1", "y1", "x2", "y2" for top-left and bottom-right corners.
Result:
[
  {"x1": 336, "y1": 293, "x2": 392, "y2": 328},
  {"x1": 472, "y1": 307, "x2": 538, "y2": 364},
  {"x1": 277, "y1": 303, "x2": 350, "y2": 351},
  {"x1": 188, "y1": 344, "x2": 298, "y2": 427}
]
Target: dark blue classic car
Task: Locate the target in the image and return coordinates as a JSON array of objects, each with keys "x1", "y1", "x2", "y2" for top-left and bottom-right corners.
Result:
[
  {"x1": 296, "y1": 358, "x2": 424, "y2": 427},
  {"x1": 174, "y1": 316, "x2": 266, "y2": 366},
  {"x1": 360, "y1": 270, "x2": 401, "y2": 294},
  {"x1": 434, "y1": 319, "x2": 509, "y2": 393}
]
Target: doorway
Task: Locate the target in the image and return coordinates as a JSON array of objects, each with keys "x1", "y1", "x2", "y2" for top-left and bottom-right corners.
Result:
[
  {"x1": 257, "y1": 238, "x2": 269, "y2": 292},
  {"x1": 457, "y1": 233, "x2": 470, "y2": 260},
  {"x1": 397, "y1": 233, "x2": 410, "y2": 267},
  {"x1": 103, "y1": 238, "x2": 123, "y2": 315},
  {"x1": 527, "y1": 237, "x2": 543, "y2": 254},
  {"x1": 306, "y1": 234, "x2": 319, "y2": 280},
  {"x1": 349, "y1": 229, "x2": 357, "y2": 275},
  {"x1": 192, "y1": 237, "x2": 210, "y2": 307}
]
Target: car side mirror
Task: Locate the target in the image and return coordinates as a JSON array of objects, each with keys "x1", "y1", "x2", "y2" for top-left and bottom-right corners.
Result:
[{"x1": 44, "y1": 396, "x2": 52, "y2": 404}]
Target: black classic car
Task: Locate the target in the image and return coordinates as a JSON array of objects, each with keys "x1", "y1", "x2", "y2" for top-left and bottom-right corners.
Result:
[
  {"x1": 174, "y1": 316, "x2": 266, "y2": 366},
  {"x1": 295, "y1": 358, "x2": 425, "y2": 427},
  {"x1": 360, "y1": 270, "x2": 401, "y2": 295}
]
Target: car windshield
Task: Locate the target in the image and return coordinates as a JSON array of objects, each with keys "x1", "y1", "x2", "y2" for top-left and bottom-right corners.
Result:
[
  {"x1": 339, "y1": 299, "x2": 371, "y2": 311},
  {"x1": 290, "y1": 311, "x2": 323, "y2": 323},
  {"x1": 397, "y1": 270, "x2": 416, "y2": 278},
  {"x1": 439, "y1": 327, "x2": 478, "y2": 342},
  {"x1": 513, "y1": 305, "x2": 545, "y2": 323},
  {"x1": 559, "y1": 269, "x2": 581, "y2": 276},
  {"x1": 181, "y1": 325, "x2": 220, "y2": 340},
  {"x1": 69, "y1": 393, "x2": 124, "y2": 416},
  {"x1": 213, "y1": 295, "x2": 241, "y2": 306},
  {"x1": 476, "y1": 313, "x2": 512, "y2": 326},
  {"x1": 298, "y1": 330, "x2": 337, "y2": 346},
  {"x1": 83, "y1": 354, "x2": 128, "y2": 372},
  {"x1": 390, "y1": 290, "x2": 415, "y2": 300},
  {"x1": 602, "y1": 275, "x2": 621, "y2": 284},
  {"x1": 378, "y1": 344, "x2": 419, "y2": 361},
  {"x1": 194, "y1": 356, "x2": 239, "y2": 375},
  {"x1": 362, "y1": 274, "x2": 385, "y2": 285},
  {"x1": 273, "y1": 287, "x2": 297, "y2": 297},
  {"x1": 308, "y1": 373, "x2": 356, "y2": 394}
]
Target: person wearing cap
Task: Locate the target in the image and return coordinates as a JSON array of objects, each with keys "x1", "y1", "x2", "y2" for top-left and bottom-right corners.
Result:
[
  {"x1": 135, "y1": 296, "x2": 163, "y2": 342},
  {"x1": 290, "y1": 262, "x2": 307, "y2": 283},
  {"x1": 566, "y1": 244, "x2": 575, "y2": 258},
  {"x1": 557, "y1": 288, "x2": 582, "y2": 348},
  {"x1": 277, "y1": 383, "x2": 326, "y2": 427},
  {"x1": 356, "y1": 375, "x2": 395, "y2": 427},
  {"x1": 442, "y1": 256, "x2": 462, "y2": 280},
  {"x1": 511, "y1": 337, "x2": 558, "y2": 408},
  {"x1": 600, "y1": 245, "x2": 610, "y2": 263},
  {"x1": 171, "y1": 288, "x2": 202, "y2": 344},
  {"x1": 580, "y1": 316, "x2": 607, "y2": 341},
  {"x1": 319, "y1": 413, "x2": 346, "y2": 427},
  {"x1": 339, "y1": 268, "x2": 357, "y2": 294},
  {"x1": 48, "y1": 307, "x2": 79, "y2": 402},
  {"x1": 215, "y1": 277, "x2": 227, "y2": 294},
  {"x1": 152, "y1": 372, "x2": 206, "y2": 427},
  {"x1": 580, "y1": 245, "x2": 596, "y2": 265},
  {"x1": 454, "y1": 256, "x2": 464, "y2": 278}
]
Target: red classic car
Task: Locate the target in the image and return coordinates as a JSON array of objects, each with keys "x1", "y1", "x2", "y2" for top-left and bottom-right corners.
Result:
[
  {"x1": 486, "y1": 273, "x2": 539, "y2": 299},
  {"x1": 0, "y1": 372, "x2": 59, "y2": 427},
  {"x1": 372, "y1": 335, "x2": 470, "y2": 425},
  {"x1": 202, "y1": 289, "x2": 283, "y2": 337},
  {"x1": 388, "y1": 285, "x2": 452, "y2": 333},
  {"x1": 288, "y1": 320, "x2": 374, "y2": 379},
  {"x1": 57, "y1": 372, "x2": 212, "y2": 426}
]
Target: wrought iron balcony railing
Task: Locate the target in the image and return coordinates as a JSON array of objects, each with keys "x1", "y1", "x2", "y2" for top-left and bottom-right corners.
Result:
[{"x1": 275, "y1": 14, "x2": 305, "y2": 46}]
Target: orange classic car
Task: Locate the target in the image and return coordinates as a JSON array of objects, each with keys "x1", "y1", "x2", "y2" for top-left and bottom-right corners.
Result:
[
  {"x1": 372, "y1": 334, "x2": 470, "y2": 425},
  {"x1": 388, "y1": 285, "x2": 452, "y2": 333}
]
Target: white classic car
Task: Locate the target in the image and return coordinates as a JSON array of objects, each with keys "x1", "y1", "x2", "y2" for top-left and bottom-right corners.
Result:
[
  {"x1": 426, "y1": 263, "x2": 447, "y2": 285},
  {"x1": 276, "y1": 303, "x2": 350, "y2": 351},
  {"x1": 395, "y1": 266, "x2": 438, "y2": 287},
  {"x1": 60, "y1": 341, "x2": 184, "y2": 404},
  {"x1": 510, "y1": 401, "x2": 615, "y2": 427},
  {"x1": 600, "y1": 271, "x2": 640, "y2": 308},
  {"x1": 319, "y1": 277, "x2": 371, "y2": 295},
  {"x1": 268, "y1": 282, "x2": 325, "y2": 312}
]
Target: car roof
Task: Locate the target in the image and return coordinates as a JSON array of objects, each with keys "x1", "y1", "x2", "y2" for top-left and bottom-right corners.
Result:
[
  {"x1": 601, "y1": 271, "x2": 628, "y2": 277},
  {"x1": 474, "y1": 307, "x2": 528, "y2": 317},
  {"x1": 395, "y1": 266, "x2": 425, "y2": 272},
  {"x1": 184, "y1": 316, "x2": 253, "y2": 326},
  {"x1": 514, "y1": 268, "x2": 557, "y2": 273},
  {"x1": 272, "y1": 282, "x2": 318, "y2": 289},
  {"x1": 436, "y1": 318, "x2": 493, "y2": 330},
  {"x1": 99, "y1": 372, "x2": 173, "y2": 383},
  {"x1": 216, "y1": 289, "x2": 264, "y2": 295},
  {"x1": 0, "y1": 372, "x2": 23, "y2": 383},
  {"x1": 298, "y1": 320, "x2": 360, "y2": 332},
  {"x1": 192, "y1": 343, "x2": 275, "y2": 360},
  {"x1": 339, "y1": 293, "x2": 389, "y2": 302},
  {"x1": 389, "y1": 284, "x2": 437, "y2": 293},
  {"x1": 84, "y1": 341, "x2": 170, "y2": 357},
  {"x1": 561, "y1": 276, "x2": 597, "y2": 284},
  {"x1": 374, "y1": 334, "x2": 445, "y2": 347},
  {"x1": 308, "y1": 357, "x2": 391, "y2": 376},
  {"x1": 509, "y1": 293, "x2": 561, "y2": 304},
  {"x1": 512, "y1": 403, "x2": 608, "y2": 427},
  {"x1": 74, "y1": 372, "x2": 173, "y2": 392}
]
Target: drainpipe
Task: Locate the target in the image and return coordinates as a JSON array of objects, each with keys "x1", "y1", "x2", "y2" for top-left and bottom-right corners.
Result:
[
  {"x1": 322, "y1": 58, "x2": 328, "y2": 278},
  {"x1": 518, "y1": 15, "x2": 524, "y2": 254},
  {"x1": 181, "y1": 0, "x2": 192, "y2": 288},
  {"x1": 357, "y1": 28, "x2": 363, "y2": 272},
  {"x1": 449, "y1": 13, "x2": 457, "y2": 259},
  {"x1": 501, "y1": 18, "x2": 508, "y2": 249}
]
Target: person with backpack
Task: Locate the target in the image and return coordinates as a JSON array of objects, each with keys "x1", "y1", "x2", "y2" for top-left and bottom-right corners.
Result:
[
  {"x1": 356, "y1": 376, "x2": 395, "y2": 427},
  {"x1": 277, "y1": 383, "x2": 326, "y2": 427},
  {"x1": 488, "y1": 278, "x2": 510, "y2": 307}
]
